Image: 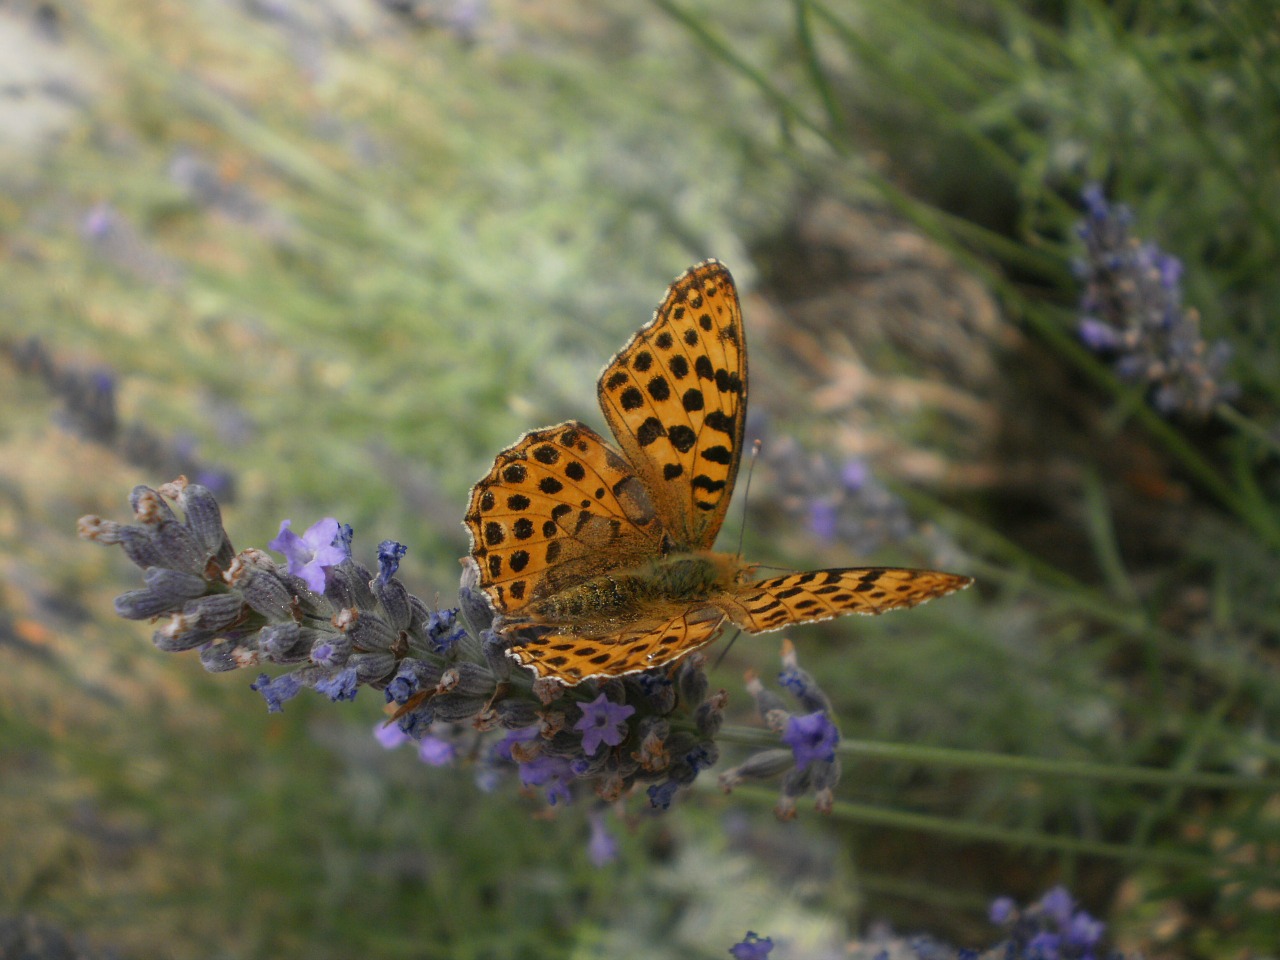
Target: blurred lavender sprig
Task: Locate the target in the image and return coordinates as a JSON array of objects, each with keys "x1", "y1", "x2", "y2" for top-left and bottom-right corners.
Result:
[
  {"x1": 80, "y1": 201, "x2": 183, "y2": 287},
  {"x1": 764, "y1": 436, "x2": 941, "y2": 559},
  {"x1": 739, "y1": 886, "x2": 1121, "y2": 959},
  {"x1": 985, "y1": 886, "x2": 1110, "y2": 960},
  {"x1": 4, "y1": 336, "x2": 236, "y2": 500},
  {"x1": 1076, "y1": 184, "x2": 1238, "y2": 417}
]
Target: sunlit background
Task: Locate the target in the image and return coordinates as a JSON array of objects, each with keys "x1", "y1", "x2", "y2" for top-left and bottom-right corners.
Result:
[{"x1": 2, "y1": 1, "x2": 1278, "y2": 958}]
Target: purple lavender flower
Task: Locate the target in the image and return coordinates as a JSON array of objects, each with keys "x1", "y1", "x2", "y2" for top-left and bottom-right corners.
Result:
[
  {"x1": 311, "y1": 639, "x2": 346, "y2": 669},
  {"x1": 1077, "y1": 318, "x2": 1121, "y2": 351},
  {"x1": 377, "y1": 539, "x2": 407, "y2": 583},
  {"x1": 781, "y1": 711, "x2": 839, "y2": 770},
  {"x1": 375, "y1": 722, "x2": 410, "y2": 749},
  {"x1": 492, "y1": 724, "x2": 541, "y2": 761},
  {"x1": 1075, "y1": 184, "x2": 1238, "y2": 416},
  {"x1": 587, "y1": 810, "x2": 620, "y2": 867},
  {"x1": 841, "y1": 458, "x2": 869, "y2": 491},
  {"x1": 314, "y1": 665, "x2": 359, "y2": 702},
  {"x1": 251, "y1": 672, "x2": 303, "y2": 713},
  {"x1": 729, "y1": 932, "x2": 773, "y2": 959},
  {"x1": 1026, "y1": 931, "x2": 1062, "y2": 960},
  {"x1": 417, "y1": 736, "x2": 456, "y2": 767},
  {"x1": 989, "y1": 896, "x2": 1017, "y2": 925},
  {"x1": 1039, "y1": 887, "x2": 1074, "y2": 926},
  {"x1": 268, "y1": 517, "x2": 347, "y2": 592},
  {"x1": 425, "y1": 608, "x2": 465, "y2": 654},
  {"x1": 647, "y1": 780, "x2": 680, "y2": 810},
  {"x1": 1064, "y1": 911, "x2": 1104, "y2": 950},
  {"x1": 81, "y1": 201, "x2": 117, "y2": 241},
  {"x1": 574, "y1": 692, "x2": 636, "y2": 755},
  {"x1": 519, "y1": 753, "x2": 575, "y2": 806},
  {"x1": 808, "y1": 498, "x2": 839, "y2": 540}
]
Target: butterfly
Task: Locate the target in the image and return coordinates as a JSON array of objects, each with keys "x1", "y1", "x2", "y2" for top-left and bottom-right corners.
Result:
[{"x1": 464, "y1": 260, "x2": 971, "y2": 685}]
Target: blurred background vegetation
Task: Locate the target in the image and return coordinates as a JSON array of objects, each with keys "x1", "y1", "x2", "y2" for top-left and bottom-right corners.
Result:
[{"x1": 2, "y1": 0, "x2": 1277, "y2": 957}]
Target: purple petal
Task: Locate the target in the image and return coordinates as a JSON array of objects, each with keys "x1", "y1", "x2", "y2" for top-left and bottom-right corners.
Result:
[
  {"x1": 375, "y1": 722, "x2": 409, "y2": 749},
  {"x1": 418, "y1": 736, "x2": 456, "y2": 767}
]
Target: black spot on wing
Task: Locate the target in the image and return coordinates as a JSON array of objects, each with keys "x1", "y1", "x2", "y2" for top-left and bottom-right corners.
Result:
[
  {"x1": 636, "y1": 417, "x2": 665, "y2": 446},
  {"x1": 668, "y1": 424, "x2": 697, "y2": 453}
]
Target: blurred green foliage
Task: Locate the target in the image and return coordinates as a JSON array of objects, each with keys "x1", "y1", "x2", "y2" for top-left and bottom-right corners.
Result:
[{"x1": 2, "y1": 0, "x2": 1278, "y2": 958}]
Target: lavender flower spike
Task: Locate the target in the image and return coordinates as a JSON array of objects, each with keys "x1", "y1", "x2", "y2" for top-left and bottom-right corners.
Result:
[{"x1": 1075, "y1": 184, "x2": 1238, "y2": 417}]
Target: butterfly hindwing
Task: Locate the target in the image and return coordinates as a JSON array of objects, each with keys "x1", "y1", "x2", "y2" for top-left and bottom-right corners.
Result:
[
  {"x1": 508, "y1": 607, "x2": 728, "y2": 684},
  {"x1": 726, "y1": 567, "x2": 973, "y2": 634}
]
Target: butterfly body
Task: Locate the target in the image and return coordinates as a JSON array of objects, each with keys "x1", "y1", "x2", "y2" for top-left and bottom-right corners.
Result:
[
  {"x1": 465, "y1": 260, "x2": 972, "y2": 685},
  {"x1": 515, "y1": 550, "x2": 743, "y2": 633}
]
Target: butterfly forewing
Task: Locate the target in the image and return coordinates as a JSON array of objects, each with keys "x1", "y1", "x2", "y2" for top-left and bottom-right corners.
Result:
[
  {"x1": 464, "y1": 421, "x2": 666, "y2": 616},
  {"x1": 597, "y1": 260, "x2": 747, "y2": 551},
  {"x1": 727, "y1": 567, "x2": 973, "y2": 634}
]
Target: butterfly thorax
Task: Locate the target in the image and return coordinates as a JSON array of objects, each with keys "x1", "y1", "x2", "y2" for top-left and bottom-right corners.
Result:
[{"x1": 518, "y1": 551, "x2": 743, "y2": 632}]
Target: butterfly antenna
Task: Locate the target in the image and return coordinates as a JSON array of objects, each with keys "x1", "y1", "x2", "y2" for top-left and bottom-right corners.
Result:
[
  {"x1": 712, "y1": 625, "x2": 742, "y2": 672},
  {"x1": 735, "y1": 439, "x2": 762, "y2": 560}
]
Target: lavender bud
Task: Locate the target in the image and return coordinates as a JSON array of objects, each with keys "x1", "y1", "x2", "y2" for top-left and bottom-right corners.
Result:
[
  {"x1": 182, "y1": 593, "x2": 248, "y2": 631},
  {"x1": 349, "y1": 651, "x2": 396, "y2": 683},
  {"x1": 200, "y1": 639, "x2": 253, "y2": 673},
  {"x1": 150, "y1": 520, "x2": 208, "y2": 575},
  {"x1": 230, "y1": 555, "x2": 296, "y2": 620},
  {"x1": 480, "y1": 629, "x2": 512, "y2": 680},
  {"x1": 458, "y1": 557, "x2": 496, "y2": 636},
  {"x1": 311, "y1": 633, "x2": 352, "y2": 667},
  {"x1": 114, "y1": 581, "x2": 186, "y2": 620},
  {"x1": 324, "y1": 560, "x2": 376, "y2": 612},
  {"x1": 695, "y1": 690, "x2": 726, "y2": 737},
  {"x1": 718, "y1": 749, "x2": 793, "y2": 790},
  {"x1": 676, "y1": 654, "x2": 708, "y2": 705},
  {"x1": 152, "y1": 613, "x2": 217, "y2": 652},
  {"x1": 441, "y1": 661, "x2": 497, "y2": 698},
  {"x1": 431, "y1": 693, "x2": 489, "y2": 722},
  {"x1": 495, "y1": 698, "x2": 539, "y2": 729},
  {"x1": 168, "y1": 480, "x2": 234, "y2": 566},
  {"x1": 131, "y1": 485, "x2": 176, "y2": 525},
  {"x1": 342, "y1": 611, "x2": 398, "y2": 652},
  {"x1": 116, "y1": 524, "x2": 166, "y2": 570},
  {"x1": 372, "y1": 576, "x2": 412, "y2": 632},
  {"x1": 258, "y1": 623, "x2": 312, "y2": 663}
]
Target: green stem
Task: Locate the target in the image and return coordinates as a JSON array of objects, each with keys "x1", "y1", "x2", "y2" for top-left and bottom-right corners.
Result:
[
  {"x1": 650, "y1": 0, "x2": 837, "y2": 153},
  {"x1": 793, "y1": 0, "x2": 844, "y2": 135},
  {"x1": 721, "y1": 784, "x2": 1229, "y2": 873},
  {"x1": 1215, "y1": 403, "x2": 1280, "y2": 460},
  {"x1": 718, "y1": 727, "x2": 1280, "y2": 793}
]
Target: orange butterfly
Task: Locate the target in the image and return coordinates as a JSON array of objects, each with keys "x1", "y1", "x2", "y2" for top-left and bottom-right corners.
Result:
[{"x1": 465, "y1": 261, "x2": 970, "y2": 684}]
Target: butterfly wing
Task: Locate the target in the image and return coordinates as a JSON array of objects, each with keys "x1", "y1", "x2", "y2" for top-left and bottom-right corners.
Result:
[
  {"x1": 725, "y1": 567, "x2": 973, "y2": 633},
  {"x1": 508, "y1": 607, "x2": 727, "y2": 683},
  {"x1": 597, "y1": 260, "x2": 747, "y2": 551},
  {"x1": 464, "y1": 421, "x2": 666, "y2": 617}
]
